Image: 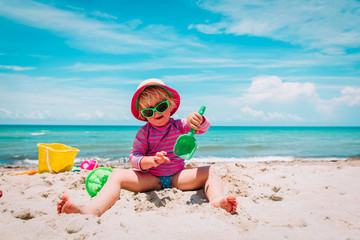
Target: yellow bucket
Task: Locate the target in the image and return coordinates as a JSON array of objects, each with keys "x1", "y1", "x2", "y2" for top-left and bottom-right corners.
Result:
[{"x1": 37, "y1": 143, "x2": 80, "y2": 173}]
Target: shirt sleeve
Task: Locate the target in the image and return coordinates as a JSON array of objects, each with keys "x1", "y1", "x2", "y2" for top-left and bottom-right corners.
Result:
[
  {"x1": 178, "y1": 116, "x2": 210, "y2": 134},
  {"x1": 129, "y1": 126, "x2": 148, "y2": 171}
]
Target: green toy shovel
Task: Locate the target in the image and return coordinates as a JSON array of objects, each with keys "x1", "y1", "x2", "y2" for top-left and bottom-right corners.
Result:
[{"x1": 173, "y1": 105, "x2": 206, "y2": 160}]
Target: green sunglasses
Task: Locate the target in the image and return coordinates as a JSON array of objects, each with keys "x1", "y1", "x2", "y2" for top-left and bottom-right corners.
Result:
[{"x1": 140, "y1": 100, "x2": 170, "y2": 118}]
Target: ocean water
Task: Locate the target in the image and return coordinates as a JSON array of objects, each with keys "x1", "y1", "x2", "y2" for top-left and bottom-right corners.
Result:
[{"x1": 0, "y1": 125, "x2": 359, "y2": 166}]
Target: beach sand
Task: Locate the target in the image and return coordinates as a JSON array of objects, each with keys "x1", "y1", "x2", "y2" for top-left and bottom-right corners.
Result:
[{"x1": 1, "y1": 159, "x2": 360, "y2": 240}]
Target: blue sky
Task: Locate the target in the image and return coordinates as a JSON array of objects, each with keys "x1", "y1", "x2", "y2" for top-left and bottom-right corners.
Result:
[{"x1": 0, "y1": 0, "x2": 359, "y2": 126}]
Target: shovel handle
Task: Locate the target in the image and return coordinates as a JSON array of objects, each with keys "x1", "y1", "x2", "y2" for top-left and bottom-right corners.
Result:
[
  {"x1": 190, "y1": 105, "x2": 206, "y2": 134},
  {"x1": 198, "y1": 105, "x2": 206, "y2": 116}
]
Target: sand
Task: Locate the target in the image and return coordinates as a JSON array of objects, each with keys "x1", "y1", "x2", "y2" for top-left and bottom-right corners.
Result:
[{"x1": 0, "y1": 159, "x2": 360, "y2": 240}]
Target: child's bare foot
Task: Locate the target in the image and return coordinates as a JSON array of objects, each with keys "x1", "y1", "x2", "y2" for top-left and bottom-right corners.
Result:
[
  {"x1": 211, "y1": 195, "x2": 237, "y2": 214},
  {"x1": 57, "y1": 194, "x2": 82, "y2": 215}
]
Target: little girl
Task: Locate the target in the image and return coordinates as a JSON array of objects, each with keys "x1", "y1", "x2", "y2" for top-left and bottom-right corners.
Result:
[{"x1": 57, "y1": 79, "x2": 237, "y2": 216}]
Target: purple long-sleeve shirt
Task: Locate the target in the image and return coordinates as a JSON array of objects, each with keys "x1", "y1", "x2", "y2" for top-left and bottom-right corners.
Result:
[{"x1": 129, "y1": 117, "x2": 210, "y2": 176}]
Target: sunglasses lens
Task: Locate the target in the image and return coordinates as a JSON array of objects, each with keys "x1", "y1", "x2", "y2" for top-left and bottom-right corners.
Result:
[
  {"x1": 141, "y1": 109, "x2": 154, "y2": 118},
  {"x1": 156, "y1": 101, "x2": 169, "y2": 113},
  {"x1": 141, "y1": 100, "x2": 169, "y2": 118}
]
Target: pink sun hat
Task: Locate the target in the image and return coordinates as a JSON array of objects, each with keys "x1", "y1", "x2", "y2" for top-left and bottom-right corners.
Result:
[{"x1": 131, "y1": 79, "x2": 181, "y2": 121}]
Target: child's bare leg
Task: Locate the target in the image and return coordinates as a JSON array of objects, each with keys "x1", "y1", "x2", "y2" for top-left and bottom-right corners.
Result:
[
  {"x1": 172, "y1": 166, "x2": 237, "y2": 214},
  {"x1": 57, "y1": 169, "x2": 162, "y2": 216},
  {"x1": 204, "y1": 169, "x2": 237, "y2": 214}
]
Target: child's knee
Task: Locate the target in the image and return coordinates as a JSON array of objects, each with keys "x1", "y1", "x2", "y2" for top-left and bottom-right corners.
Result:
[
  {"x1": 206, "y1": 166, "x2": 221, "y2": 183},
  {"x1": 200, "y1": 166, "x2": 218, "y2": 183},
  {"x1": 108, "y1": 170, "x2": 124, "y2": 183},
  {"x1": 208, "y1": 166, "x2": 217, "y2": 175},
  {"x1": 207, "y1": 166, "x2": 218, "y2": 178}
]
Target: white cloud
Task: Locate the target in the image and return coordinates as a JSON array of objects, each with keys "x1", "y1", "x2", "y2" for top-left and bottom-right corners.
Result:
[
  {"x1": 0, "y1": 108, "x2": 15, "y2": 118},
  {"x1": 240, "y1": 106, "x2": 302, "y2": 122},
  {"x1": 69, "y1": 110, "x2": 120, "y2": 121},
  {"x1": 94, "y1": 110, "x2": 104, "y2": 118},
  {"x1": 240, "y1": 75, "x2": 317, "y2": 104},
  {"x1": 90, "y1": 10, "x2": 117, "y2": 20},
  {"x1": 0, "y1": 0, "x2": 198, "y2": 54},
  {"x1": 332, "y1": 86, "x2": 360, "y2": 106},
  {"x1": 74, "y1": 112, "x2": 93, "y2": 120},
  {"x1": 0, "y1": 108, "x2": 49, "y2": 120},
  {"x1": 188, "y1": 23, "x2": 223, "y2": 34},
  {"x1": 0, "y1": 106, "x2": 119, "y2": 121},
  {"x1": 0, "y1": 71, "x2": 133, "y2": 122},
  {"x1": 235, "y1": 75, "x2": 359, "y2": 121},
  {"x1": 68, "y1": 63, "x2": 135, "y2": 71},
  {"x1": 193, "y1": 0, "x2": 360, "y2": 54},
  {"x1": 67, "y1": 61, "x2": 175, "y2": 72},
  {"x1": 67, "y1": 51, "x2": 360, "y2": 72},
  {"x1": 23, "y1": 111, "x2": 45, "y2": 119},
  {"x1": 315, "y1": 99, "x2": 335, "y2": 117},
  {"x1": 268, "y1": 112, "x2": 302, "y2": 121},
  {"x1": 241, "y1": 106, "x2": 266, "y2": 120},
  {"x1": 0, "y1": 65, "x2": 35, "y2": 71}
]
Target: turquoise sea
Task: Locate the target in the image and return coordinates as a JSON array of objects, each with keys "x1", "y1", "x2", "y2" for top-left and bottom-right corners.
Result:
[{"x1": 1, "y1": 125, "x2": 360, "y2": 166}]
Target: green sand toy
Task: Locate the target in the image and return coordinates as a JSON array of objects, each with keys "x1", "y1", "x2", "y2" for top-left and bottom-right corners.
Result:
[
  {"x1": 173, "y1": 105, "x2": 206, "y2": 160},
  {"x1": 85, "y1": 167, "x2": 113, "y2": 197}
]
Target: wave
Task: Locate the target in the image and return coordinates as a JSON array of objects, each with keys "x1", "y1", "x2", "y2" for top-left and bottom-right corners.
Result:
[
  {"x1": 75, "y1": 156, "x2": 129, "y2": 165},
  {"x1": 244, "y1": 144, "x2": 269, "y2": 150},
  {"x1": 0, "y1": 158, "x2": 39, "y2": 167},
  {"x1": 198, "y1": 145, "x2": 233, "y2": 151},
  {"x1": 0, "y1": 155, "x2": 350, "y2": 167},
  {"x1": 191, "y1": 156, "x2": 348, "y2": 163},
  {"x1": 30, "y1": 132, "x2": 45, "y2": 136}
]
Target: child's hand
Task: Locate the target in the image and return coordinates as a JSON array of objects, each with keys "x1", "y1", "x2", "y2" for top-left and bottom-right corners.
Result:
[
  {"x1": 187, "y1": 112, "x2": 204, "y2": 130},
  {"x1": 152, "y1": 151, "x2": 170, "y2": 167}
]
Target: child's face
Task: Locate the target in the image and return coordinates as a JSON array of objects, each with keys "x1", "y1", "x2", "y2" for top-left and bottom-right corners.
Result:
[{"x1": 144, "y1": 98, "x2": 171, "y2": 127}]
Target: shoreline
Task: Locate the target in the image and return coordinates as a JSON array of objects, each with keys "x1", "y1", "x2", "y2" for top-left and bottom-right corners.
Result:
[
  {"x1": 1, "y1": 156, "x2": 359, "y2": 168},
  {"x1": 1, "y1": 159, "x2": 360, "y2": 239}
]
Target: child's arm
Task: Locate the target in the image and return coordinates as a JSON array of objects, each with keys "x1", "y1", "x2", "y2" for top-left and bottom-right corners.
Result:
[
  {"x1": 139, "y1": 151, "x2": 170, "y2": 170},
  {"x1": 187, "y1": 112, "x2": 204, "y2": 130},
  {"x1": 129, "y1": 126, "x2": 148, "y2": 171},
  {"x1": 186, "y1": 112, "x2": 210, "y2": 134}
]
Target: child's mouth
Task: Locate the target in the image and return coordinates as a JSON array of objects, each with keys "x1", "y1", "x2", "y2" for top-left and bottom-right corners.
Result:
[{"x1": 155, "y1": 116, "x2": 163, "y2": 120}]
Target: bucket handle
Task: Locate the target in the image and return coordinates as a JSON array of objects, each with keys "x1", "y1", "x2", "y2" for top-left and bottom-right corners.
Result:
[{"x1": 45, "y1": 147, "x2": 55, "y2": 174}]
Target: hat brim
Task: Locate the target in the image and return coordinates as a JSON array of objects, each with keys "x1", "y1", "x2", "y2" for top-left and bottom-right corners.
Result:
[{"x1": 131, "y1": 84, "x2": 180, "y2": 121}]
